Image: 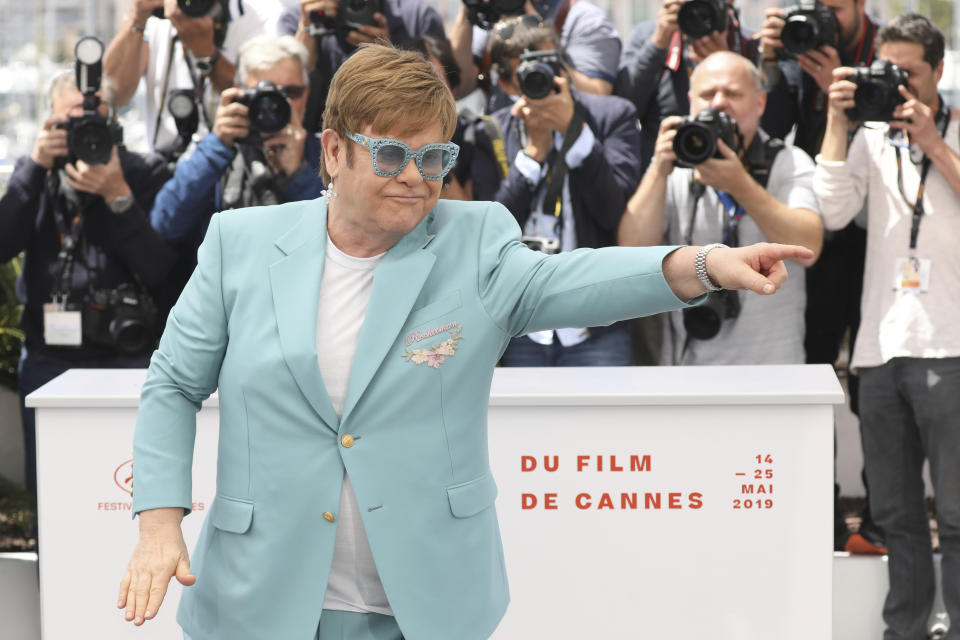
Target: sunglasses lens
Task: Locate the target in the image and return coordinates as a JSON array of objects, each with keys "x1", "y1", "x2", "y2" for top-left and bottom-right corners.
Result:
[
  {"x1": 282, "y1": 85, "x2": 306, "y2": 99},
  {"x1": 420, "y1": 147, "x2": 451, "y2": 178},
  {"x1": 375, "y1": 143, "x2": 407, "y2": 173}
]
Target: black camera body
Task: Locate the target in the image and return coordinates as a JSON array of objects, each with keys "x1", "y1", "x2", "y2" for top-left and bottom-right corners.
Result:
[
  {"x1": 232, "y1": 81, "x2": 291, "y2": 136},
  {"x1": 517, "y1": 50, "x2": 564, "y2": 100},
  {"x1": 682, "y1": 289, "x2": 741, "y2": 341},
  {"x1": 678, "y1": 0, "x2": 729, "y2": 39},
  {"x1": 777, "y1": 0, "x2": 837, "y2": 58},
  {"x1": 673, "y1": 108, "x2": 743, "y2": 168},
  {"x1": 462, "y1": 0, "x2": 526, "y2": 30},
  {"x1": 57, "y1": 112, "x2": 123, "y2": 166},
  {"x1": 308, "y1": 0, "x2": 383, "y2": 36},
  {"x1": 82, "y1": 284, "x2": 158, "y2": 356},
  {"x1": 846, "y1": 60, "x2": 908, "y2": 122}
]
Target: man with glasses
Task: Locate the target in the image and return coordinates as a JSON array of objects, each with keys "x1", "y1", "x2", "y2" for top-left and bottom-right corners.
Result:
[
  {"x1": 149, "y1": 35, "x2": 323, "y2": 253},
  {"x1": 118, "y1": 43, "x2": 812, "y2": 640}
]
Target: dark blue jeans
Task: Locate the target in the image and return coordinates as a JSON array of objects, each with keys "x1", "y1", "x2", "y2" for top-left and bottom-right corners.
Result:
[
  {"x1": 500, "y1": 324, "x2": 632, "y2": 367},
  {"x1": 18, "y1": 349, "x2": 150, "y2": 498},
  {"x1": 860, "y1": 357, "x2": 960, "y2": 640}
]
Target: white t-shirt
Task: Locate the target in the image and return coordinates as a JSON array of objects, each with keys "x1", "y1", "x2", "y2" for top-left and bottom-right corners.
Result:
[
  {"x1": 141, "y1": 0, "x2": 282, "y2": 152},
  {"x1": 315, "y1": 236, "x2": 393, "y2": 615}
]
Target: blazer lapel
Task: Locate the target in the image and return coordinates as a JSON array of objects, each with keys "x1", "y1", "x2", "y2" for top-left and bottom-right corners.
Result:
[
  {"x1": 340, "y1": 215, "x2": 437, "y2": 424},
  {"x1": 269, "y1": 200, "x2": 340, "y2": 433}
]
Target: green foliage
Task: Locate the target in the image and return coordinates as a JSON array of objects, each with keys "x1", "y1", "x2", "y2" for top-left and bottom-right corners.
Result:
[
  {"x1": 0, "y1": 257, "x2": 25, "y2": 393},
  {"x1": 0, "y1": 474, "x2": 36, "y2": 551}
]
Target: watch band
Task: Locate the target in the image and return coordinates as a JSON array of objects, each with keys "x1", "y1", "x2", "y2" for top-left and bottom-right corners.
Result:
[
  {"x1": 695, "y1": 243, "x2": 727, "y2": 292},
  {"x1": 194, "y1": 49, "x2": 221, "y2": 74},
  {"x1": 107, "y1": 194, "x2": 135, "y2": 215}
]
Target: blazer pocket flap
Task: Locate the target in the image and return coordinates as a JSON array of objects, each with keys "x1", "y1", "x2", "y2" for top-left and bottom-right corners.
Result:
[
  {"x1": 406, "y1": 290, "x2": 462, "y2": 328},
  {"x1": 211, "y1": 495, "x2": 254, "y2": 534},
  {"x1": 447, "y1": 472, "x2": 498, "y2": 518}
]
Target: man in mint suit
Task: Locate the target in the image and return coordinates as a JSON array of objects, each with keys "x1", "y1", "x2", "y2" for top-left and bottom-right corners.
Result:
[{"x1": 118, "y1": 44, "x2": 811, "y2": 639}]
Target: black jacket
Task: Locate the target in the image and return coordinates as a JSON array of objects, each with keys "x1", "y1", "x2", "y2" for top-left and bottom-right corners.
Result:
[{"x1": 0, "y1": 148, "x2": 176, "y2": 362}]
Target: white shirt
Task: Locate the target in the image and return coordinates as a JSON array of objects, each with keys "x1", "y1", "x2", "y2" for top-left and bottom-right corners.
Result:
[
  {"x1": 142, "y1": 0, "x2": 282, "y2": 152},
  {"x1": 316, "y1": 236, "x2": 392, "y2": 615},
  {"x1": 813, "y1": 115, "x2": 960, "y2": 370}
]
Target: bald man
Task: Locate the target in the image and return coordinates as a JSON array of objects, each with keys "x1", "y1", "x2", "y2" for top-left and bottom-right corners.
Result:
[{"x1": 618, "y1": 51, "x2": 824, "y2": 366}]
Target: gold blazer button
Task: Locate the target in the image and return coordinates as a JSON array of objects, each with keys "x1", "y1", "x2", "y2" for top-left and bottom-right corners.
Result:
[
  {"x1": 340, "y1": 434, "x2": 355, "y2": 448},
  {"x1": 323, "y1": 511, "x2": 335, "y2": 523}
]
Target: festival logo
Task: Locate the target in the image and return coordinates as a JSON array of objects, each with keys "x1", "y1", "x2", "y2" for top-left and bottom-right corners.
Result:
[{"x1": 114, "y1": 459, "x2": 133, "y2": 496}]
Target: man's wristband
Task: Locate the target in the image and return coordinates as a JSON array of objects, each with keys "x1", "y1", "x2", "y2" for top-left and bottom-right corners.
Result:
[{"x1": 695, "y1": 243, "x2": 727, "y2": 292}]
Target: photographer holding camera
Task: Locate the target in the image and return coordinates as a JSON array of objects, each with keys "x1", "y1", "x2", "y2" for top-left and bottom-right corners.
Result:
[
  {"x1": 619, "y1": 52, "x2": 823, "y2": 366},
  {"x1": 150, "y1": 35, "x2": 323, "y2": 248},
  {"x1": 282, "y1": 0, "x2": 446, "y2": 135},
  {"x1": 615, "y1": 0, "x2": 760, "y2": 173},
  {"x1": 0, "y1": 59, "x2": 176, "y2": 501},
  {"x1": 814, "y1": 15, "x2": 960, "y2": 639},
  {"x1": 104, "y1": 0, "x2": 283, "y2": 157},
  {"x1": 469, "y1": 16, "x2": 642, "y2": 366}
]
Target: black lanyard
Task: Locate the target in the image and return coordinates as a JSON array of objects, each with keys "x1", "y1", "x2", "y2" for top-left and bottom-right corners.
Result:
[
  {"x1": 894, "y1": 97, "x2": 951, "y2": 252},
  {"x1": 48, "y1": 174, "x2": 87, "y2": 299}
]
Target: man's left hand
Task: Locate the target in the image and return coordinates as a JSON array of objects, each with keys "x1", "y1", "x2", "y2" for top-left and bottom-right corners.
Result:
[
  {"x1": 524, "y1": 75, "x2": 577, "y2": 137},
  {"x1": 693, "y1": 139, "x2": 749, "y2": 196},
  {"x1": 797, "y1": 45, "x2": 841, "y2": 94},
  {"x1": 63, "y1": 146, "x2": 132, "y2": 204},
  {"x1": 262, "y1": 110, "x2": 309, "y2": 177},
  {"x1": 345, "y1": 13, "x2": 389, "y2": 47},
  {"x1": 165, "y1": 0, "x2": 216, "y2": 58},
  {"x1": 890, "y1": 85, "x2": 943, "y2": 155}
]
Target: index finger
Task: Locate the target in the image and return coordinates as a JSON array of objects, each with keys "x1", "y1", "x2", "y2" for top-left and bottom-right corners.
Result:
[
  {"x1": 897, "y1": 84, "x2": 918, "y2": 102},
  {"x1": 761, "y1": 243, "x2": 815, "y2": 263},
  {"x1": 832, "y1": 66, "x2": 855, "y2": 80},
  {"x1": 220, "y1": 87, "x2": 243, "y2": 107}
]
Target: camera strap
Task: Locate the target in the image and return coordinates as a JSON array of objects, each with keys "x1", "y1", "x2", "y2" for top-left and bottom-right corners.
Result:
[
  {"x1": 895, "y1": 96, "x2": 951, "y2": 253},
  {"x1": 540, "y1": 103, "x2": 585, "y2": 219},
  {"x1": 481, "y1": 115, "x2": 509, "y2": 179},
  {"x1": 47, "y1": 174, "x2": 87, "y2": 301}
]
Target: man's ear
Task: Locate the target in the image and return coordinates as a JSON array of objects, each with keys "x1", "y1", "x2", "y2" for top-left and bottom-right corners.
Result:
[{"x1": 321, "y1": 129, "x2": 342, "y2": 181}]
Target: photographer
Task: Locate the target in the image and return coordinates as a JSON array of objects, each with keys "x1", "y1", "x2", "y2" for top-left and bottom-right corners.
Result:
[
  {"x1": 470, "y1": 16, "x2": 642, "y2": 366},
  {"x1": 281, "y1": 0, "x2": 446, "y2": 135},
  {"x1": 615, "y1": 0, "x2": 760, "y2": 173},
  {"x1": 150, "y1": 35, "x2": 323, "y2": 247},
  {"x1": 0, "y1": 70, "x2": 176, "y2": 500},
  {"x1": 814, "y1": 15, "x2": 960, "y2": 638},
  {"x1": 450, "y1": 0, "x2": 621, "y2": 111},
  {"x1": 104, "y1": 0, "x2": 283, "y2": 156},
  {"x1": 619, "y1": 52, "x2": 822, "y2": 366}
]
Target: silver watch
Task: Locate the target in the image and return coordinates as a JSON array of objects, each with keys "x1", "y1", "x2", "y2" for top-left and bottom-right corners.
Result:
[
  {"x1": 695, "y1": 243, "x2": 727, "y2": 292},
  {"x1": 107, "y1": 194, "x2": 135, "y2": 214}
]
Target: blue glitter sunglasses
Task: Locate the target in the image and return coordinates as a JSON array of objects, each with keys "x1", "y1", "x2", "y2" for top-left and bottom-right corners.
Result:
[{"x1": 347, "y1": 132, "x2": 460, "y2": 181}]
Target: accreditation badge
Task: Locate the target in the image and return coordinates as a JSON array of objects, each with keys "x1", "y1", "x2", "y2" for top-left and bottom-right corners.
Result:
[
  {"x1": 43, "y1": 301, "x2": 82, "y2": 346},
  {"x1": 893, "y1": 257, "x2": 932, "y2": 293}
]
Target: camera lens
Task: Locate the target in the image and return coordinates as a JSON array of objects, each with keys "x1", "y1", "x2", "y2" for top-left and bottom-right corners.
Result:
[
  {"x1": 678, "y1": 0, "x2": 720, "y2": 38},
  {"x1": 674, "y1": 122, "x2": 716, "y2": 166},
  {"x1": 178, "y1": 0, "x2": 216, "y2": 18},
  {"x1": 249, "y1": 94, "x2": 291, "y2": 134},
  {"x1": 112, "y1": 317, "x2": 152, "y2": 355},
  {"x1": 683, "y1": 306, "x2": 723, "y2": 341},
  {"x1": 346, "y1": 0, "x2": 368, "y2": 11},
  {"x1": 782, "y1": 18, "x2": 816, "y2": 55},
  {"x1": 520, "y1": 67, "x2": 554, "y2": 100},
  {"x1": 71, "y1": 119, "x2": 114, "y2": 164}
]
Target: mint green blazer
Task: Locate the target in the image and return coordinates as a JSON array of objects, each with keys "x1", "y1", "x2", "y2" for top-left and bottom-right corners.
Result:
[{"x1": 132, "y1": 197, "x2": 695, "y2": 639}]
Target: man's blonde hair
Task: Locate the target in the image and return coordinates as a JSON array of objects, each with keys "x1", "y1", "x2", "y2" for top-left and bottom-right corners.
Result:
[{"x1": 320, "y1": 43, "x2": 457, "y2": 184}]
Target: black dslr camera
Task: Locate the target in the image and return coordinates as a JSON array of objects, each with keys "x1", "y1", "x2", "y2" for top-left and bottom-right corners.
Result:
[
  {"x1": 152, "y1": 0, "x2": 223, "y2": 18},
  {"x1": 82, "y1": 284, "x2": 159, "y2": 355},
  {"x1": 683, "y1": 289, "x2": 741, "y2": 340},
  {"x1": 308, "y1": 0, "x2": 384, "y2": 37},
  {"x1": 58, "y1": 36, "x2": 123, "y2": 166},
  {"x1": 846, "y1": 60, "x2": 908, "y2": 122},
  {"x1": 673, "y1": 108, "x2": 743, "y2": 168},
  {"x1": 517, "y1": 50, "x2": 563, "y2": 100},
  {"x1": 232, "y1": 81, "x2": 291, "y2": 136},
  {"x1": 678, "y1": 0, "x2": 729, "y2": 38},
  {"x1": 777, "y1": 0, "x2": 837, "y2": 57},
  {"x1": 462, "y1": 0, "x2": 526, "y2": 30}
]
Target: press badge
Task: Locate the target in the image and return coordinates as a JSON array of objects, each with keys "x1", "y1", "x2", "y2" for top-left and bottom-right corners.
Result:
[
  {"x1": 43, "y1": 302, "x2": 82, "y2": 346},
  {"x1": 893, "y1": 257, "x2": 932, "y2": 293}
]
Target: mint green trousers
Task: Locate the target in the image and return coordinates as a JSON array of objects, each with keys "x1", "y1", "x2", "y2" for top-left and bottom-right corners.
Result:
[{"x1": 316, "y1": 610, "x2": 404, "y2": 640}]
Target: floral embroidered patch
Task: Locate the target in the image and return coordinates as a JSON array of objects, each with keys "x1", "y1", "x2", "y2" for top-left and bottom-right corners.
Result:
[{"x1": 402, "y1": 326, "x2": 464, "y2": 369}]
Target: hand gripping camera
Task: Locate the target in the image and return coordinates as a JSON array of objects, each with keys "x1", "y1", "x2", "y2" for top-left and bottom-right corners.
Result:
[
  {"x1": 672, "y1": 108, "x2": 743, "y2": 168},
  {"x1": 517, "y1": 50, "x2": 564, "y2": 100},
  {"x1": 232, "y1": 81, "x2": 292, "y2": 136},
  {"x1": 777, "y1": 0, "x2": 837, "y2": 58},
  {"x1": 677, "y1": 0, "x2": 730, "y2": 39},
  {"x1": 845, "y1": 59, "x2": 908, "y2": 122},
  {"x1": 58, "y1": 37, "x2": 123, "y2": 166},
  {"x1": 308, "y1": 0, "x2": 384, "y2": 37},
  {"x1": 462, "y1": 0, "x2": 526, "y2": 30}
]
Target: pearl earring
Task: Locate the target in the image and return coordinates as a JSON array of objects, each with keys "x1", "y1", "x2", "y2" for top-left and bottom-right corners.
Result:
[{"x1": 321, "y1": 181, "x2": 338, "y2": 199}]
